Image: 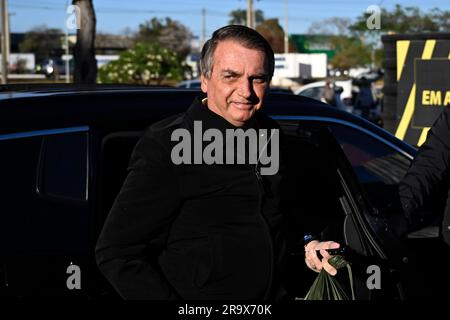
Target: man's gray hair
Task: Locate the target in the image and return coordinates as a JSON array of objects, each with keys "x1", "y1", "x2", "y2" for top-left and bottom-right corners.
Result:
[{"x1": 200, "y1": 25, "x2": 275, "y2": 80}]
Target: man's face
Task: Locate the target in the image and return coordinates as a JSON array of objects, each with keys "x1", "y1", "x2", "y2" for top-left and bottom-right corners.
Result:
[{"x1": 201, "y1": 40, "x2": 270, "y2": 127}]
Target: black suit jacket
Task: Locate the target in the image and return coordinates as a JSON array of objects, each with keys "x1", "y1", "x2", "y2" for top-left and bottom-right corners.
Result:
[
  {"x1": 95, "y1": 97, "x2": 287, "y2": 299},
  {"x1": 399, "y1": 107, "x2": 450, "y2": 244}
]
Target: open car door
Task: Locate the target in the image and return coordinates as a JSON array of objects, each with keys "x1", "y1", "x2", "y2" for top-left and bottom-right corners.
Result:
[
  {"x1": 279, "y1": 120, "x2": 410, "y2": 300},
  {"x1": 326, "y1": 122, "x2": 450, "y2": 300}
]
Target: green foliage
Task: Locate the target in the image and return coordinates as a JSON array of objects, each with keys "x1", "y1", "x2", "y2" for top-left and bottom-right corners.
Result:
[
  {"x1": 305, "y1": 4, "x2": 450, "y2": 69},
  {"x1": 349, "y1": 4, "x2": 450, "y2": 49},
  {"x1": 330, "y1": 36, "x2": 372, "y2": 69},
  {"x1": 97, "y1": 42, "x2": 191, "y2": 85},
  {"x1": 350, "y1": 4, "x2": 449, "y2": 35},
  {"x1": 374, "y1": 48, "x2": 384, "y2": 68}
]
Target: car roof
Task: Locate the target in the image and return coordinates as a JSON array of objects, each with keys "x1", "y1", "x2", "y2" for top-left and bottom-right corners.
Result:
[
  {"x1": 294, "y1": 80, "x2": 354, "y2": 99},
  {"x1": 294, "y1": 80, "x2": 327, "y2": 93},
  {"x1": 176, "y1": 79, "x2": 201, "y2": 87},
  {"x1": 0, "y1": 83, "x2": 171, "y2": 95},
  {"x1": 294, "y1": 79, "x2": 353, "y2": 92},
  {"x1": 0, "y1": 86, "x2": 414, "y2": 154}
]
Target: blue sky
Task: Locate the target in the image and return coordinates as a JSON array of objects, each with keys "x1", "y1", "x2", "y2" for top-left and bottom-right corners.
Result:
[{"x1": 9, "y1": 0, "x2": 450, "y2": 37}]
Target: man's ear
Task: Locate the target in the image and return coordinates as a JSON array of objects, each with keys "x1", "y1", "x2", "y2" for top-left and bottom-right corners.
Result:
[{"x1": 200, "y1": 74, "x2": 208, "y2": 93}]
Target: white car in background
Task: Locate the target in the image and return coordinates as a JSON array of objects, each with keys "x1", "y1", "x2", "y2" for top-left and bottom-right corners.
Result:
[
  {"x1": 176, "y1": 79, "x2": 201, "y2": 89},
  {"x1": 294, "y1": 79, "x2": 384, "y2": 127},
  {"x1": 294, "y1": 80, "x2": 354, "y2": 111}
]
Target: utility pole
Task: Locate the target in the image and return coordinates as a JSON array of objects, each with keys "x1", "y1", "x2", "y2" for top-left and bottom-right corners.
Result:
[
  {"x1": 201, "y1": 8, "x2": 206, "y2": 47},
  {"x1": 284, "y1": 0, "x2": 289, "y2": 53},
  {"x1": 246, "y1": 0, "x2": 253, "y2": 29},
  {"x1": 5, "y1": 0, "x2": 9, "y2": 64},
  {"x1": 252, "y1": 4, "x2": 256, "y2": 28},
  {"x1": 0, "y1": 0, "x2": 8, "y2": 84}
]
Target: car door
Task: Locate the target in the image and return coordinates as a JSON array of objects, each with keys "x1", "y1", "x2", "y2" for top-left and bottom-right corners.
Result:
[
  {"x1": 325, "y1": 122, "x2": 450, "y2": 300},
  {"x1": 0, "y1": 127, "x2": 90, "y2": 298},
  {"x1": 279, "y1": 119, "x2": 407, "y2": 300}
]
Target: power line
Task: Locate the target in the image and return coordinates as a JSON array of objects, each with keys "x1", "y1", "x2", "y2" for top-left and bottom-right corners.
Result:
[
  {"x1": 9, "y1": 3, "x2": 320, "y2": 21},
  {"x1": 9, "y1": 3, "x2": 233, "y2": 16}
]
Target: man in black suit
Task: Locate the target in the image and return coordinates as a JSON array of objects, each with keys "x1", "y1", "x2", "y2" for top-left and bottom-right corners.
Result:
[
  {"x1": 400, "y1": 107, "x2": 450, "y2": 244},
  {"x1": 95, "y1": 25, "x2": 340, "y2": 300}
]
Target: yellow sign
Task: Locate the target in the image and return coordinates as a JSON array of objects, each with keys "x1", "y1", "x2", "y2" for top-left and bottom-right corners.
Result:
[{"x1": 421, "y1": 90, "x2": 450, "y2": 106}]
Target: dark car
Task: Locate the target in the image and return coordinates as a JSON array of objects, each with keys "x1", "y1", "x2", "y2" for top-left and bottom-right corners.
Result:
[{"x1": 0, "y1": 85, "x2": 446, "y2": 300}]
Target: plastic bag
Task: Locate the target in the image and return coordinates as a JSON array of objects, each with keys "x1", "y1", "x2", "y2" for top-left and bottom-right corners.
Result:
[{"x1": 303, "y1": 255, "x2": 355, "y2": 300}]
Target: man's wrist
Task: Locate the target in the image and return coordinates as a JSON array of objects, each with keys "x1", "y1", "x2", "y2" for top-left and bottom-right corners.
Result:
[{"x1": 303, "y1": 233, "x2": 318, "y2": 247}]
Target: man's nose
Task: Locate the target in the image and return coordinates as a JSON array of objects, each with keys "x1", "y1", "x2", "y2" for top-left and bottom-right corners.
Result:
[{"x1": 237, "y1": 78, "x2": 253, "y2": 98}]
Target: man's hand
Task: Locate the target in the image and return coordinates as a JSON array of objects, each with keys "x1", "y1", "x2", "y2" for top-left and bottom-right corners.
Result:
[{"x1": 304, "y1": 240, "x2": 340, "y2": 276}]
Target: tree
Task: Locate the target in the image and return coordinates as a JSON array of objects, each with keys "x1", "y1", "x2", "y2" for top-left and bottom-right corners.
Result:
[
  {"x1": 350, "y1": 4, "x2": 449, "y2": 36},
  {"x1": 256, "y1": 18, "x2": 294, "y2": 53},
  {"x1": 307, "y1": 17, "x2": 352, "y2": 36},
  {"x1": 97, "y1": 42, "x2": 191, "y2": 85},
  {"x1": 95, "y1": 32, "x2": 134, "y2": 50},
  {"x1": 347, "y1": 4, "x2": 449, "y2": 68},
  {"x1": 228, "y1": 9, "x2": 265, "y2": 26},
  {"x1": 72, "y1": 0, "x2": 97, "y2": 84},
  {"x1": 18, "y1": 26, "x2": 64, "y2": 63},
  {"x1": 135, "y1": 17, "x2": 193, "y2": 58},
  {"x1": 431, "y1": 8, "x2": 450, "y2": 32},
  {"x1": 329, "y1": 36, "x2": 371, "y2": 70}
]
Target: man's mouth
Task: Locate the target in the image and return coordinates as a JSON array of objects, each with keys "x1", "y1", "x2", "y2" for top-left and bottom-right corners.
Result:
[{"x1": 230, "y1": 101, "x2": 254, "y2": 110}]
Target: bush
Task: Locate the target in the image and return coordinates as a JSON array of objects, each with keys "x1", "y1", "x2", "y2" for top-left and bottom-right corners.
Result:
[{"x1": 97, "y1": 42, "x2": 191, "y2": 85}]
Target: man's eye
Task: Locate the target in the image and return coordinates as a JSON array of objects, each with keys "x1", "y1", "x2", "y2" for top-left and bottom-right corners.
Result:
[
  {"x1": 253, "y1": 77, "x2": 267, "y2": 84},
  {"x1": 224, "y1": 74, "x2": 235, "y2": 79}
]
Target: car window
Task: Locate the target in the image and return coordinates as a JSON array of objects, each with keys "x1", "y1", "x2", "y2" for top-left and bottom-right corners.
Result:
[
  {"x1": 300, "y1": 87, "x2": 323, "y2": 101},
  {"x1": 0, "y1": 131, "x2": 90, "y2": 258},
  {"x1": 328, "y1": 124, "x2": 411, "y2": 211},
  {"x1": 39, "y1": 132, "x2": 88, "y2": 201}
]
